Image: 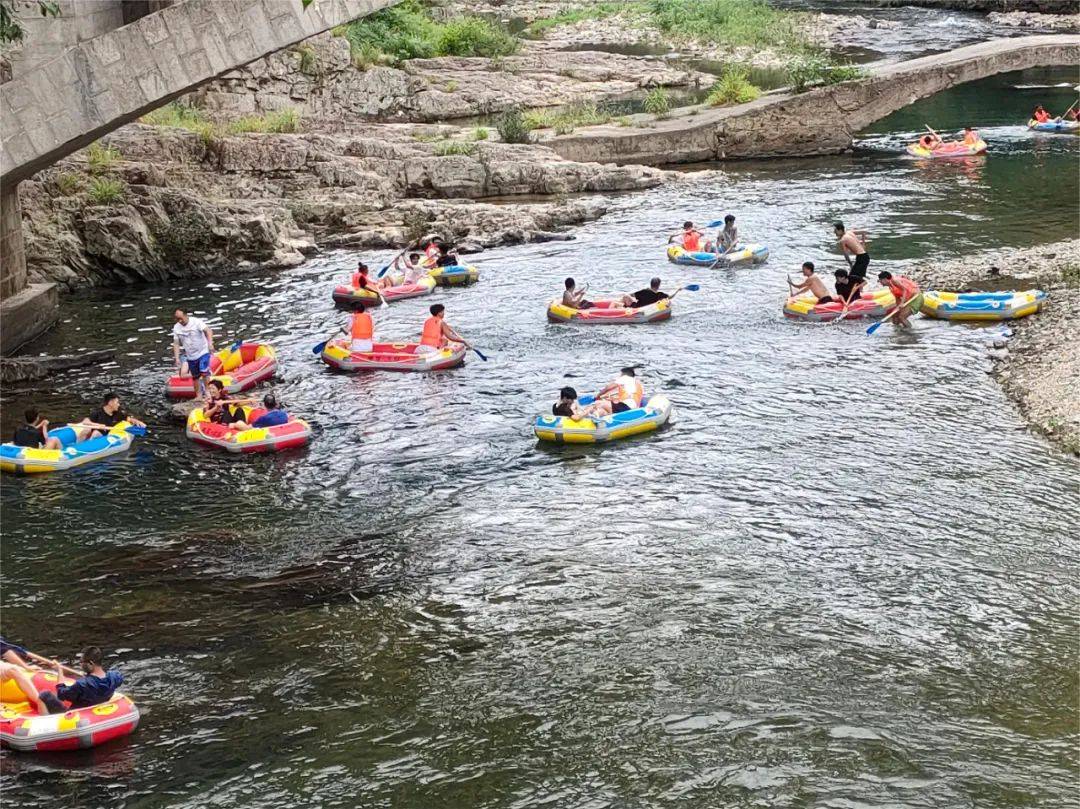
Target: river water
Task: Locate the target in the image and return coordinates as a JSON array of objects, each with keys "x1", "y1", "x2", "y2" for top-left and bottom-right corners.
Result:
[{"x1": 2, "y1": 69, "x2": 1078, "y2": 808}]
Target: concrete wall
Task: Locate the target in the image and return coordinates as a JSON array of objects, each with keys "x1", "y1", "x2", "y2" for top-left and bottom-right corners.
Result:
[
  {"x1": 4, "y1": 1, "x2": 125, "y2": 79},
  {"x1": 1, "y1": 0, "x2": 398, "y2": 188},
  {"x1": 547, "y1": 35, "x2": 1080, "y2": 166},
  {"x1": 0, "y1": 186, "x2": 25, "y2": 299}
]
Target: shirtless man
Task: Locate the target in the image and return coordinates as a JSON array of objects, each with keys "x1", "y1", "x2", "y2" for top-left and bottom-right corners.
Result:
[
  {"x1": 716, "y1": 214, "x2": 738, "y2": 256},
  {"x1": 562, "y1": 278, "x2": 593, "y2": 310},
  {"x1": 789, "y1": 262, "x2": 833, "y2": 303},
  {"x1": 834, "y1": 221, "x2": 870, "y2": 283}
]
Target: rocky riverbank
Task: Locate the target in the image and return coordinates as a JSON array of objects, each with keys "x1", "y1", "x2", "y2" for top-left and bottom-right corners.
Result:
[
  {"x1": 909, "y1": 240, "x2": 1080, "y2": 456},
  {"x1": 875, "y1": 0, "x2": 1078, "y2": 13},
  {"x1": 20, "y1": 122, "x2": 669, "y2": 290}
]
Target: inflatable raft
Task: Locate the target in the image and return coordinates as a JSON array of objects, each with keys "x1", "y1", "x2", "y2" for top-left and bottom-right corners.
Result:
[
  {"x1": 331, "y1": 275, "x2": 436, "y2": 307},
  {"x1": 167, "y1": 342, "x2": 278, "y2": 399},
  {"x1": 920, "y1": 289, "x2": 1047, "y2": 321},
  {"x1": 534, "y1": 394, "x2": 673, "y2": 444},
  {"x1": 783, "y1": 288, "x2": 897, "y2": 322},
  {"x1": 1, "y1": 669, "x2": 139, "y2": 752},
  {"x1": 546, "y1": 298, "x2": 671, "y2": 324},
  {"x1": 321, "y1": 340, "x2": 467, "y2": 372},
  {"x1": 906, "y1": 139, "x2": 987, "y2": 158},
  {"x1": 186, "y1": 407, "x2": 311, "y2": 453},
  {"x1": 667, "y1": 244, "x2": 769, "y2": 267},
  {"x1": 1028, "y1": 118, "x2": 1079, "y2": 133},
  {"x1": 429, "y1": 264, "x2": 479, "y2": 287},
  {"x1": 0, "y1": 421, "x2": 137, "y2": 475}
]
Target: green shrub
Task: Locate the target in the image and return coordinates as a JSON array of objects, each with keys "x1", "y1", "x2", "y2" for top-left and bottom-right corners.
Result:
[
  {"x1": 706, "y1": 66, "x2": 761, "y2": 105},
  {"x1": 643, "y1": 87, "x2": 671, "y2": 117},
  {"x1": 524, "y1": 3, "x2": 629, "y2": 37},
  {"x1": 472, "y1": 127, "x2": 489, "y2": 141},
  {"x1": 435, "y1": 17, "x2": 518, "y2": 57},
  {"x1": 787, "y1": 55, "x2": 865, "y2": 93},
  {"x1": 88, "y1": 177, "x2": 125, "y2": 204},
  {"x1": 226, "y1": 109, "x2": 302, "y2": 134},
  {"x1": 497, "y1": 107, "x2": 532, "y2": 144},
  {"x1": 433, "y1": 140, "x2": 476, "y2": 156},
  {"x1": 648, "y1": 0, "x2": 806, "y2": 49},
  {"x1": 523, "y1": 99, "x2": 613, "y2": 133},
  {"x1": 86, "y1": 142, "x2": 121, "y2": 174},
  {"x1": 54, "y1": 172, "x2": 83, "y2": 195},
  {"x1": 444, "y1": 79, "x2": 459, "y2": 92},
  {"x1": 335, "y1": 0, "x2": 518, "y2": 66},
  {"x1": 140, "y1": 102, "x2": 217, "y2": 144}
]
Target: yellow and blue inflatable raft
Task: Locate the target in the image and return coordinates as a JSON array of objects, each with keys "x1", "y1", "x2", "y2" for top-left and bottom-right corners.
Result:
[
  {"x1": 429, "y1": 264, "x2": 479, "y2": 287},
  {"x1": 920, "y1": 290, "x2": 1046, "y2": 321},
  {"x1": 0, "y1": 421, "x2": 138, "y2": 475},
  {"x1": 667, "y1": 244, "x2": 769, "y2": 267},
  {"x1": 534, "y1": 395, "x2": 673, "y2": 444}
]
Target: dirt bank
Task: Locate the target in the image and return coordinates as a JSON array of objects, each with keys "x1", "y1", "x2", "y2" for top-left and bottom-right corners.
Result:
[{"x1": 909, "y1": 240, "x2": 1080, "y2": 456}]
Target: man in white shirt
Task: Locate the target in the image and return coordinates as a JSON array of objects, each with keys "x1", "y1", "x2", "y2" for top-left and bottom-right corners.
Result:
[{"x1": 172, "y1": 309, "x2": 215, "y2": 398}]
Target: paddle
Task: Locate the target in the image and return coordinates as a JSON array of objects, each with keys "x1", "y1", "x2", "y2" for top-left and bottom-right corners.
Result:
[
  {"x1": 668, "y1": 283, "x2": 700, "y2": 299},
  {"x1": 470, "y1": 347, "x2": 488, "y2": 362},
  {"x1": 312, "y1": 328, "x2": 346, "y2": 355},
  {"x1": 3, "y1": 643, "x2": 83, "y2": 678},
  {"x1": 67, "y1": 422, "x2": 147, "y2": 436},
  {"x1": 378, "y1": 243, "x2": 416, "y2": 279},
  {"x1": 866, "y1": 302, "x2": 908, "y2": 335},
  {"x1": 1057, "y1": 100, "x2": 1077, "y2": 121}
]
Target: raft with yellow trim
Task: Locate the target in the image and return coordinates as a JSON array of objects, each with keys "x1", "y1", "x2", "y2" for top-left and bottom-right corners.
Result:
[
  {"x1": 0, "y1": 421, "x2": 137, "y2": 475},
  {"x1": 906, "y1": 139, "x2": 987, "y2": 158},
  {"x1": 783, "y1": 288, "x2": 897, "y2": 322},
  {"x1": 1, "y1": 669, "x2": 139, "y2": 752},
  {"x1": 428, "y1": 264, "x2": 479, "y2": 287},
  {"x1": 167, "y1": 342, "x2": 278, "y2": 399},
  {"x1": 667, "y1": 244, "x2": 769, "y2": 267},
  {"x1": 1028, "y1": 118, "x2": 1079, "y2": 133},
  {"x1": 534, "y1": 394, "x2": 673, "y2": 443},
  {"x1": 186, "y1": 407, "x2": 311, "y2": 453},
  {"x1": 321, "y1": 340, "x2": 467, "y2": 372},
  {"x1": 332, "y1": 275, "x2": 436, "y2": 307},
  {"x1": 920, "y1": 289, "x2": 1047, "y2": 321},
  {"x1": 546, "y1": 298, "x2": 671, "y2": 324}
]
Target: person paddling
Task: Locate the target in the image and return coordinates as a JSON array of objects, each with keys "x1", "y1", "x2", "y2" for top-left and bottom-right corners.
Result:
[
  {"x1": 788, "y1": 262, "x2": 833, "y2": 303},
  {"x1": 918, "y1": 132, "x2": 941, "y2": 150},
  {"x1": 1032, "y1": 105, "x2": 1051, "y2": 123},
  {"x1": 12, "y1": 407, "x2": 63, "y2": 450},
  {"x1": 562, "y1": 278, "x2": 594, "y2": 310},
  {"x1": 716, "y1": 214, "x2": 739, "y2": 255},
  {"x1": 833, "y1": 268, "x2": 864, "y2": 307},
  {"x1": 834, "y1": 221, "x2": 870, "y2": 283},
  {"x1": 624, "y1": 277, "x2": 670, "y2": 308},
  {"x1": 417, "y1": 304, "x2": 471, "y2": 355},
  {"x1": 352, "y1": 262, "x2": 389, "y2": 297},
  {"x1": 669, "y1": 221, "x2": 709, "y2": 252},
  {"x1": 878, "y1": 271, "x2": 921, "y2": 328},
  {"x1": 45, "y1": 646, "x2": 123, "y2": 710}
]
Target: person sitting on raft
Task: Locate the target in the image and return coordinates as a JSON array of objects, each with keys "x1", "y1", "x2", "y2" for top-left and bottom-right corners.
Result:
[
  {"x1": 78, "y1": 392, "x2": 145, "y2": 440},
  {"x1": 44, "y1": 646, "x2": 123, "y2": 710},
  {"x1": 585, "y1": 367, "x2": 645, "y2": 418},
  {"x1": 352, "y1": 262, "x2": 390, "y2": 296},
  {"x1": 668, "y1": 221, "x2": 711, "y2": 253},
  {"x1": 788, "y1": 262, "x2": 833, "y2": 303},
  {"x1": 1032, "y1": 105, "x2": 1051, "y2": 123},
  {"x1": 962, "y1": 126, "x2": 980, "y2": 146},
  {"x1": 417, "y1": 303, "x2": 471, "y2": 355},
  {"x1": 348, "y1": 303, "x2": 375, "y2": 353},
  {"x1": 623, "y1": 277, "x2": 670, "y2": 308},
  {"x1": 204, "y1": 379, "x2": 249, "y2": 426},
  {"x1": 392, "y1": 252, "x2": 430, "y2": 283},
  {"x1": 227, "y1": 393, "x2": 291, "y2": 432},
  {"x1": 552, "y1": 387, "x2": 619, "y2": 420},
  {"x1": 12, "y1": 407, "x2": 63, "y2": 450},
  {"x1": 1068, "y1": 107, "x2": 1079, "y2": 122},
  {"x1": 716, "y1": 214, "x2": 738, "y2": 255},
  {"x1": 878, "y1": 270, "x2": 921, "y2": 328},
  {"x1": 563, "y1": 278, "x2": 594, "y2": 310},
  {"x1": 917, "y1": 132, "x2": 941, "y2": 151},
  {"x1": 0, "y1": 657, "x2": 64, "y2": 715},
  {"x1": 433, "y1": 241, "x2": 461, "y2": 268},
  {"x1": 833, "y1": 268, "x2": 864, "y2": 307}
]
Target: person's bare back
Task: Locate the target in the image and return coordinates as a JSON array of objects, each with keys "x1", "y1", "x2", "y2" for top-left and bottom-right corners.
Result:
[{"x1": 838, "y1": 229, "x2": 866, "y2": 257}]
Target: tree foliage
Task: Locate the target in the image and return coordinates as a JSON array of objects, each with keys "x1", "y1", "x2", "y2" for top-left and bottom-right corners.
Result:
[{"x1": 0, "y1": 1, "x2": 60, "y2": 46}]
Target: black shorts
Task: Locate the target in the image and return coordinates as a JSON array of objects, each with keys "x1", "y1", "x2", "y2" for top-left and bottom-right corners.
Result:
[
  {"x1": 816, "y1": 295, "x2": 834, "y2": 304},
  {"x1": 579, "y1": 300, "x2": 594, "y2": 309},
  {"x1": 851, "y1": 253, "x2": 870, "y2": 278},
  {"x1": 612, "y1": 402, "x2": 631, "y2": 414}
]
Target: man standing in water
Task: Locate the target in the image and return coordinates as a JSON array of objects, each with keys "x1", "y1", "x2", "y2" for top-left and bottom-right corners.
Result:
[
  {"x1": 834, "y1": 222, "x2": 870, "y2": 284},
  {"x1": 172, "y1": 309, "x2": 215, "y2": 399}
]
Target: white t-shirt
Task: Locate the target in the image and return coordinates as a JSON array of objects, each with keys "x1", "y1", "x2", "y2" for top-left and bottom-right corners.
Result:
[
  {"x1": 615, "y1": 374, "x2": 640, "y2": 406},
  {"x1": 172, "y1": 317, "x2": 211, "y2": 359}
]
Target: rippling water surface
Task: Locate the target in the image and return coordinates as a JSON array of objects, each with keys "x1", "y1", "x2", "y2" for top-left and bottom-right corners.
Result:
[{"x1": 2, "y1": 70, "x2": 1078, "y2": 808}]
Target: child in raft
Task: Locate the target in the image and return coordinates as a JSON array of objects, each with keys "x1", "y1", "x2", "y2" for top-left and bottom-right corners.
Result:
[
  {"x1": 562, "y1": 278, "x2": 594, "y2": 310},
  {"x1": 352, "y1": 262, "x2": 391, "y2": 295},
  {"x1": 962, "y1": 126, "x2": 980, "y2": 146},
  {"x1": 11, "y1": 407, "x2": 63, "y2": 450},
  {"x1": 788, "y1": 262, "x2": 833, "y2": 303},
  {"x1": 668, "y1": 221, "x2": 712, "y2": 253},
  {"x1": 392, "y1": 252, "x2": 430, "y2": 284}
]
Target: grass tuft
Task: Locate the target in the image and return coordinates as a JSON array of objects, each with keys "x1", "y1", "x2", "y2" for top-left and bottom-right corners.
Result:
[
  {"x1": 497, "y1": 107, "x2": 533, "y2": 143},
  {"x1": 524, "y1": 3, "x2": 629, "y2": 37},
  {"x1": 433, "y1": 140, "x2": 477, "y2": 156},
  {"x1": 86, "y1": 142, "x2": 121, "y2": 174},
  {"x1": 88, "y1": 177, "x2": 125, "y2": 204},
  {"x1": 649, "y1": 0, "x2": 807, "y2": 50},
  {"x1": 225, "y1": 109, "x2": 302, "y2": 134},
  {"x1": 642, "y1": 87, "x2": 671, "y2": 118},
  {"x1": 706, "y1": 66, "x2": 761, "y2": 105},
  {"x1": 787, "y1": 55, "x2": 866, "y2": 93}
]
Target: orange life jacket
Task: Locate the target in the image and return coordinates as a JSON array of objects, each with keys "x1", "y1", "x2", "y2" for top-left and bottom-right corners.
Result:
[
  {"x1": 887, "y1": 276, "x2": 919, "y2": 303},
  {"x1": 350, "y1": 311, "x2": 373, "y2": 340},
  {"x1": 421, "y1": 316, "x2": 443, "y2": 347},
  {"x1": 616, "y1": 376, "x2": 644, "y2": 408},
  {"x1": 682, "y1": 231, "x2": 700, "y2": 251},
  {"x1": 352, "y1": 272, "x2": 370, "y2": 290},
  {"x1": 963, "y1": 130, "x2": 978, "y2": 145}
]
